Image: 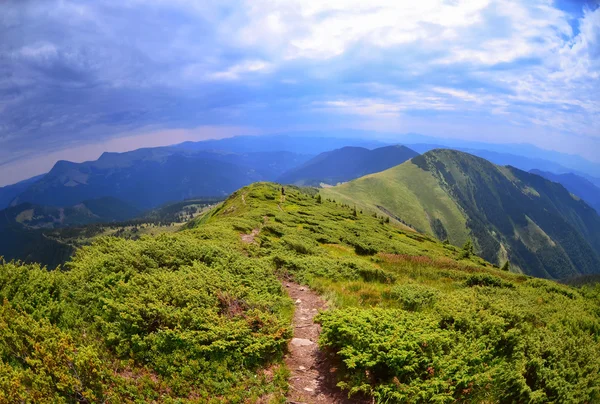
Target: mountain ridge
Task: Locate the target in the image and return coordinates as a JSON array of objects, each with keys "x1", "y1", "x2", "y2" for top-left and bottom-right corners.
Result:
[
  {"x1": 277, "y1": 145, "x2": 418, "y2": 186},
  {"x1": 10, "y1": 149, "x2": 310, "y2": 210},
  {"x1": 530, "y1": 169, "x2": 600, "y2": 213},
  {"x1": 322, "y1": 149, "x2": 600, "y2": 279}
]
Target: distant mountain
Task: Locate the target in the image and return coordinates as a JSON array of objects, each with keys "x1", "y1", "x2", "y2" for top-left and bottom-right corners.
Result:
[
  {"x1": 10, "y1": 148, "x2": 310, "y2": 210},
  {"x1": 396, "y1": 133, "x2": 600, "y2": 177},
  {"x1": 581, "y1": 174, "x2": 600, "y2": 189},
  {"x1": 322, "y1": 149, "x2": 600, "y2": 279},
  {"x1": 0, "y1": 174, "x2": 45, "y2": 209},
  {"x1": 0, "y1": 195, "x2": 140, "y2": 267},
  {"x1": 530, "y1": 170, "x2": 600, "y2": 213},
  {"x1": 277, "y1": 145, "x2": 419, "y2": 186},
  {"x1": 2, "y1": 197, "x2": 140, "y2": 230},
  {"x1": 175, "y1": 134, "x2": 388, "y2": 155},
  {"x1": 407, "y1": 144, "x2": 580, "y2": 173}
]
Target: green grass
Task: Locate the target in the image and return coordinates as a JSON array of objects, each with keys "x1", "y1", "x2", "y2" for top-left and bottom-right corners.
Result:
[
  {"x1": 1, "y1": 181, "x2": 600, "y2": 402},
  {"x1": 320, "y1": 161, "x2": 469, "y2": 246}
]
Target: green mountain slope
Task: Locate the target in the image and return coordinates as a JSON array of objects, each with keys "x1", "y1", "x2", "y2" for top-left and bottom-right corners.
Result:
[
  {"x1": 320, "y1": 159, "x2": 469, "y2": 245},
  {"x1": 322, "y1": 149, "x2": 600, "y2": 279},
  {"x1": 278, "y1": 145, "x2": 418, "y2": 186},
  {"x1": 2, "y1": 182, "x2": 600, "y2": 402}
]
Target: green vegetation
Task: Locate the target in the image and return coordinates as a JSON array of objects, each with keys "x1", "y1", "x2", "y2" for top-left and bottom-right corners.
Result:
[
  {"x1": 2, "y1": 181, "x2": 600, "y2": 402},
  {"x1": 322, "y1": 149, "x2": 600, "y2": 279},
  {"x1": 321, "y1": 160, "x2": 469, "y2": 245},
  {"x1": 0, "y1": 232, "x2": 291, "y2": 402},
  {"x1": 0, "y1": 198, "x2": 221, "y2": 269}
]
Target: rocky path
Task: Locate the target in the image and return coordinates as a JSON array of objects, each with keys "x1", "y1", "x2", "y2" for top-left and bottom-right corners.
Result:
[{"x1": 283, "y1": 282, "x2": 367, "y2": 404}]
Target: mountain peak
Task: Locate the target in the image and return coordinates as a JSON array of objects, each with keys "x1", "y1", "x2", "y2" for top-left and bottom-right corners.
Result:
[{"x1": 278, "y1": 145, "x2": 418, "y2": 186}]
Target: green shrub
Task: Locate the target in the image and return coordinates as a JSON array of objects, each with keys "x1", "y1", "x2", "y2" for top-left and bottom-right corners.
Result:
[
  {"x1": 281, "y1": 234, "x2": 317, "y2": 255},
  {"x1": 388, "y1": 283, "x2": 439, "y2": 311},
  {"x1": 465, "y1": 274, "x2": 514, "y2": 288}
]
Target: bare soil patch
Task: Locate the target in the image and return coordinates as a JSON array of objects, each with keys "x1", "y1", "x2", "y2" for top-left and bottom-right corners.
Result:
[{"x1": 283, "y1": 281, "x2": 369, "y2": 404}]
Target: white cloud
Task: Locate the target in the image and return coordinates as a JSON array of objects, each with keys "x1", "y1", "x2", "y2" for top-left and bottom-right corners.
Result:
[
  {"x1": 19, "y1": 43, "x2": 58, "y2": 59},
  {"x1": 206, "y1": 60, "x2": 272, "y2": 81},
  {"x1": 1, "y1": 0, "x2": 599, "y2": 184}
]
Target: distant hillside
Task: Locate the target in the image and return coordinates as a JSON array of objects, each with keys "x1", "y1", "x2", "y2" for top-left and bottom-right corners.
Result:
[
  {"x1": 322, "y1": 149, "x2": 600, "y2": 279},
  {"x1": 278, "y1": 145, "x2": 418, "y2": 186},
  {"x1": 10, "y1": 148, "x2": 309, "y2": 210},
  {"x1": 3, "y1": 197, "x2": 139, "y2": 229},
  {"x1": 0, "y1": 206, "x2": 72, "y2": 269},
  {"x1": 530, "y1": 169, "x2": 600, "y2": 213},
  {"x1": 407, "y1": 144, "x2": 583, "y2": 174},
  {"x1": 400, "y1": 133, "x2": 600, "y2": 178},
  {"x1": 0, "y1": 197, "x2": 140, "y2": 267},
  {"x1": 142, "y1": 197, "x2": 224, "y2": 224},
  {"x1": 0, "y1": 174, "x2": 44, "y2": 209}
]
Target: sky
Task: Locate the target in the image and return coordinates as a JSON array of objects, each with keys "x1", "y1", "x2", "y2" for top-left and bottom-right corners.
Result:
[{"x1": 0, "y1": 0, "x2": 599, "y2": 186}]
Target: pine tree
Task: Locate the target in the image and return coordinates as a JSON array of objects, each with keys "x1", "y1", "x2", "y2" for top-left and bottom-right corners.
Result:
[
  {"x1": 460, "y1": 239, "x2": 474, "y2": 259},
  {"x1": 501, "y1": 260, "x2": 510, "y2": 271}
]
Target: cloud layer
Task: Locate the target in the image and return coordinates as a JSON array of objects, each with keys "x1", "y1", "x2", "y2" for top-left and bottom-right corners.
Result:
[{"x1": 0, "y1": 0, "x2": 599, "y2": 184}]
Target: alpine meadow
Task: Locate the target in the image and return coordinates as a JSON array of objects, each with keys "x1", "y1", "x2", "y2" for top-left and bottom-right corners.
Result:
[
  {"x1": 2, "y1": 182, "x2": 600, "y2": 402},
  {"x1": 2, "y1": 0, "x2": 600, "y2": 403}
]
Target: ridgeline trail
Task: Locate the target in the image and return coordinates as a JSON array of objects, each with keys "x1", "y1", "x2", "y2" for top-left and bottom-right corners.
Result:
[
  {"x1": 239, "y1": 207, "x2": 366, "y2": 403},
  {"x1": 283, "y1": 281, "x2": 368, "y2": 404}
]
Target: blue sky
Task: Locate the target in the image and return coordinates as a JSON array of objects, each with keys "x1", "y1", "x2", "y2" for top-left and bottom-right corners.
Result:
[{"x1": 0, "y1": 0, "x2": 599, "y2": 186}]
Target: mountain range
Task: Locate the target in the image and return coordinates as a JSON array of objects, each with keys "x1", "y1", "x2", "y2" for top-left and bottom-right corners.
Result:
[
  {"x1": 0, "y1": 174, "x2": 45, "y2": 209},
  {"x1": 2, "y1": 136, "x2": 600, "y2": 281},
  {"x1": 7, "y1": 148, "x2": 310, "y2": 210},
  {"x1": 322, "y1": 149, "x2": 600, "y2": 279},
  {"x1": 530, "y1": 169, "x2": 600, "y2": 213},
  {"x1": 277, "y1": 145, "x2": 418, "y2": 185}
]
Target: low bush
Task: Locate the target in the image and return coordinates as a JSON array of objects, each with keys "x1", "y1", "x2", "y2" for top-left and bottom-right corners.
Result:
[{"x1": 387, "y1": 283, "x2": 439, "y2": 311}]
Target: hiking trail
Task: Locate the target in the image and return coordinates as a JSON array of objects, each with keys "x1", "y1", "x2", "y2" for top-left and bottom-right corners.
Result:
[{"x1": 283, "y1": 281, "x2": 367, "y2": 404}]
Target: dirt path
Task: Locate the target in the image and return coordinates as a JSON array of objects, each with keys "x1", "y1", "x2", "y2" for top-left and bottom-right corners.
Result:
[
  {"x1": 283, "y1": 282, "x2": 367, "y2": 404},
  {"x1": 240, "y1": 228, "x2": 259, "y2": 243}
]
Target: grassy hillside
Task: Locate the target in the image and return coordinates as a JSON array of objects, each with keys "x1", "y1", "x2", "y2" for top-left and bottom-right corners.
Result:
[
  {"x1": 323, "y1": 150, "x2": 600, "y2": 279},
  {"x1": 2, "y1": 182, "x2": 600, "y2": 402},
  {"x1": 321, "y1": 160, "x2": 469, "y2": 245},
  {"x1": 278, "y1": 145, "x2": 418, "y2": 186}
]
